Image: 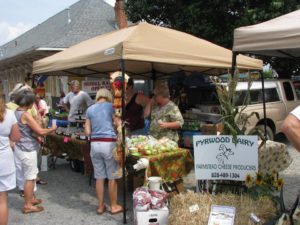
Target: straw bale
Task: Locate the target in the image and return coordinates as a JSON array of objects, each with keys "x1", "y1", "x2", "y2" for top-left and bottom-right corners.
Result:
[{"x1": 169, "y1": 191, "x2": 277, "y2": 225}]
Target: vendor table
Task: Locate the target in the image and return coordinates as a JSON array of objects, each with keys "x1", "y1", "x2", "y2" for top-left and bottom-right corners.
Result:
[
  {"x1": 129, "y1": 148, "x2": 194, "y2": 182},
  {"x1": 44, "y1": 134, "x2": 93, "y2": 175},
  {"x1": 45, "y1": 134, "x2": 194, "y2": 188}
]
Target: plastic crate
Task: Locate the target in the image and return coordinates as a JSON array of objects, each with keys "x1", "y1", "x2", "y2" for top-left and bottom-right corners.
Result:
[{"x1": 182, "y1": 131, "x2": 202, "y2": 148}]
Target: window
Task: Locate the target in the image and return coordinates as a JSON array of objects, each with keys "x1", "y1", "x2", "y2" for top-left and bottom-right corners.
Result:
[
  {"x1": 235, "y1": 88, "x2": 280, "y2": 106},
  {"x1": 293, "y1": 82, "x2": 300, "y2": 100},
  {"x1": 283, "y1": 82, "x2": 294, "y2": 101}
]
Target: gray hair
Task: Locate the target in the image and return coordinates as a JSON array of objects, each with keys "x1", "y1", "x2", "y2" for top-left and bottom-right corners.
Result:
[
  {"x1": 9, "y1": 83, "x2": 33, "y2": 101},
  {"x1": 14, "y1": 89, "x2": 35, "y2": 107},
  {"x1": 95, "y1": 88, "x2": 113, "y2": 103},
  {"x1": 153, "y1": 82, "x2": 170, "y2": 98}
]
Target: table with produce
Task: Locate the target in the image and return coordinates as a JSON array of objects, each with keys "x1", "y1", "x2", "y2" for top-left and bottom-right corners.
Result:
[{"x1": 126, "y1": 135, "x2": 194, "y2": 182}]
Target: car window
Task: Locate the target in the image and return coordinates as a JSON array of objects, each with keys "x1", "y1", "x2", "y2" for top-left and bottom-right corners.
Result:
[
  {"x1": 235, "y1": 88, "x2": 280, "y2": 106},
  {"x1": 293, "y1": 82, "x2": 300, "y2": 100},
  {"x1": 283, "y1": 82, "x2": 294, "y2": 101}
]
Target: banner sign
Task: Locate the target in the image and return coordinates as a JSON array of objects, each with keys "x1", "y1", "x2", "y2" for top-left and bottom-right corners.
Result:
[
  {"x1": 193, "y1": 135, "x2": 258, "y2": 181},
  {"x1": 82, "y1": 79, "x2": 111, "y2": 94}
]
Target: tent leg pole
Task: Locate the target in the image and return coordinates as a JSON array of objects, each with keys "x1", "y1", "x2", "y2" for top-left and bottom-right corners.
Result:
[
  {"x1": 31, "y1": 73, "x2": 35, "y2": 88},
  {"x1": 121, "y1": 60, "x2": 127, "y2": 224},
  {"x1": 151, "y1": 65, "x2": 156, "y2": 90},
  {"x1": 231, "y1": 52, "x2": 237, "y2": 77},
  {"x1": 260, "y1": 71, "x2": 268, "y2": 140}
]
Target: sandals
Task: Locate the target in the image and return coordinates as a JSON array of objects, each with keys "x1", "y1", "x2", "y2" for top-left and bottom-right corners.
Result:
[
  {"x1": 19, "y1": 190, "x2": 24, "y2": 198},
  {"x1": 22, "y1": 205, "x2": 44, "y2": 214},
  {"x1": 19, "y1": 191, "x2": 42, "y2": 206},
  {"x1": 31, "y1": 198, "x2": 42, "y2": 205},
  {"x1": 109, "y1": 206, "x2": 124, "y2": 215},
  {"x1": 96, "y1": 205, "x2": 106, "y2": 215},
  {"x1": 36, "y1": 179, "x2": 47, "y2": 185}
]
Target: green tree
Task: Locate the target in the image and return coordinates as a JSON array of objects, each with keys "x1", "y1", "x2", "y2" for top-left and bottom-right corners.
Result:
[{"x1": 125, "y1": 0, "x2": 300, "y2": 75}]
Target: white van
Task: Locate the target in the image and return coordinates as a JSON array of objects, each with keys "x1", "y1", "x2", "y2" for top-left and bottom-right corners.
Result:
[{"x1": 187, "y1": 79, "x2": 300, "y2": 140}]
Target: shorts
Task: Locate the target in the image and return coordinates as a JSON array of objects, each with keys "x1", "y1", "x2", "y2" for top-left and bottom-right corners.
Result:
[
  {"x1": 0, "y1": 172, "x2": 16, "y2": 192},
  {"x1": 14, "y1": 148, "x2": 38, "y2": 181},
  {"x1": 90, "y1": 141, "x2": 121, "y2": 180}
]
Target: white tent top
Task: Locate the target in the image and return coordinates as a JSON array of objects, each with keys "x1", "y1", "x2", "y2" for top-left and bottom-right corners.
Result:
[
  {"x1": 233, "y1": 9, "x2": 300, "y2": 58},
  {"x1": 33, "y1": 22, "x2": 262, "y2": 77}
]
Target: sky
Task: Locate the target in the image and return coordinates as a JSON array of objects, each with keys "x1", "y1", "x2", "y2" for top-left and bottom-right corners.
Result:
[{"x1": 0, "y1": 0, "x2": 115, "y2": 46}]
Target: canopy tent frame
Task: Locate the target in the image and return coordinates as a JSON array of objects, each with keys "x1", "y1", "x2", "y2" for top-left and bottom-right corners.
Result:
[
  {"x1": 233, "y1": 9, "x2": 300, "y2": 58},
  {"x1": 33, "y1": 22, "x2": 263, "y2": 224},
  {"x1": 232, "y1": 9, "x2": 300, "y2": 140},
  {"x1": 231, "y1": 52, "x2": 268, "y2": 140}
]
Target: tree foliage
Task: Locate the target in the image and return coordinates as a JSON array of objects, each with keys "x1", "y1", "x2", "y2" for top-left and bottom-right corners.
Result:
[{"x1": 125, "y1": 0, "x2": 300, "y2": 75}]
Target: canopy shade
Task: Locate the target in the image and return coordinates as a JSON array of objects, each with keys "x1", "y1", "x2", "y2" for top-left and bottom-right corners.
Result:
[
  {"x1": 33, "y1": 22, "x2": 262, "y2": 77},
  {"x1": 233, "y1": 9, "x2": 300, "y2": 58}
]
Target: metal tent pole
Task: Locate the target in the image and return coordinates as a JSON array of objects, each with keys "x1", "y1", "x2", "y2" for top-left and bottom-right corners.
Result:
[
  {"x1": 231, "y1": 52, "x2": 237, "y2": 77},
  {"x1": 259, "y1": 70, "x2": 267, "y2": 140},
  {"x1": 120, "y1": 59, "x2": 127, "y2": 224}
]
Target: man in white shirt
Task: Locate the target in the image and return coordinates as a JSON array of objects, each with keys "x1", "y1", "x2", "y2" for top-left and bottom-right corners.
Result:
[
  {"x1": 281, "y1": 105, "x2": 300, "y2": 153},
  {"x1": 63, "y1": 80, "x2": 94, "y2": 123}
]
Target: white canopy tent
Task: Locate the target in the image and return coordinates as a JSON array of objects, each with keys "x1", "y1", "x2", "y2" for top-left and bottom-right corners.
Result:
[
  {"x1": 233, "y1": 9, "x2": 300, "y2": 140},
  {"x1": 233, "y1": 9, "x2": 300, "y2": 58}
]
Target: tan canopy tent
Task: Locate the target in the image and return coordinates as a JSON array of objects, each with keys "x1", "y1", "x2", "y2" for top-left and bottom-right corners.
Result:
[
  {"x1": 233, "y1": 9, "x2": 300, "y2": 58},
  {"x1": 33, "y1": 22, "x2": 263, "y2": 224},
  {"x1": 33, "y1": 22, "x2": 262, "y2": 77}
]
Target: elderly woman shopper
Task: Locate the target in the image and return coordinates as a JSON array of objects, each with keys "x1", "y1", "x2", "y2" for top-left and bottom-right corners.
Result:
[
  {"x1": 6, "y1": 83, "x2": 46, "y2": 194},
  {"x1": 145, "y1": 82, "x2": 184, "y2": 142},
  {"x1": 85, "y1": 88, "x2": 123, "y2": 215},
  {"x1": 0, "y1": 97, "x2": 20, "y2": 225},
  {"x1": 14, "y1": 89, "x2": 57, "y2": 214}
]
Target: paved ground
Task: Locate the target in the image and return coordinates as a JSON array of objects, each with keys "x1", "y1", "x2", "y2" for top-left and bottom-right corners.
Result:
[
  {"x1": 8, "y1": 160, "x2": 134, "y2": 225},
  {"x1": 7, "y1": 135, "x2": 300, "y2": 225}
]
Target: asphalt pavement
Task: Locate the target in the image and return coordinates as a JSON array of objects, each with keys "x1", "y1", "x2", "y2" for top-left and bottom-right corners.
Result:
[{"x1": 8, "y1": 159, "x2": 134, "y2": 225}]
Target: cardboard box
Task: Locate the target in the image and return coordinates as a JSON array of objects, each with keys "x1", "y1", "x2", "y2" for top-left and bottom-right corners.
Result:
[
  {"x1": 201, "y1": 123, "x2": 224, "y2": 135},
  {"x1": 134, "y1": 206, "x2": 169, "y2": 225}
]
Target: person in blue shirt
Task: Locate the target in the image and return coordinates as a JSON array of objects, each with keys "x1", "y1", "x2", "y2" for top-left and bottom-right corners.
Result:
[{"x1": 84, "y1": 88, "x2": 123, "y2": 215}]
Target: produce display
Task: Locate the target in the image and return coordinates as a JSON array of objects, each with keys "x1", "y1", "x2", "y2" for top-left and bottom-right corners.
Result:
[{"x1": 127, "y1": 135, "x2": 179, "y2": 156}]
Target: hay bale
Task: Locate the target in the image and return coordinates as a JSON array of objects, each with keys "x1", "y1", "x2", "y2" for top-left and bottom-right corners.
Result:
[{"x1": 169, "y1": 191, "x2": 277, "y2": 225}]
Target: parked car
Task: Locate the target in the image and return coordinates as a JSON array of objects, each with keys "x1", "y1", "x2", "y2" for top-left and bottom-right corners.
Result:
[{"x1": 187, "y1": 79, "x2": 300, "y2": 140}]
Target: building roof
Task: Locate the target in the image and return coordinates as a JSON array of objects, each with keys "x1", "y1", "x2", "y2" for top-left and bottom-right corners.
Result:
[{"x1": 0, "y1": 0, "x2": 116, "y2": 61}]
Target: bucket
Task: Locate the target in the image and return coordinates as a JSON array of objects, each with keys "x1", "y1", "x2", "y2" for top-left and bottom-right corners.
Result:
[{"x1": 148, "y1": 176, "x2": 162, "y2": 191}]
